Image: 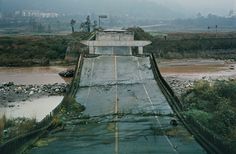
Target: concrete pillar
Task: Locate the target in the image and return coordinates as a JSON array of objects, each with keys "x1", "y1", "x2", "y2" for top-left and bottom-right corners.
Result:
[
  {"x1": 89, "y1": 46, "x2": 95, "y2": 54},
  {"x1": 129, "y1": 47, "x2": 132, "y2": 55},
  {"x1": 138, "y1": 46, "x2": 143, "y2": 54}
]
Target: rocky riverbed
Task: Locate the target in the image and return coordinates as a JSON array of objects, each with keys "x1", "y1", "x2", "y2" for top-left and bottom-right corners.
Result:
[
  {"x1": 0, "y1": 82, "x2": 68, "y2": 107},
  {"x1": 159, "y1": 58, "x2": 236, "y2": 98},
  {"x1": 162, "y1": 74, "x2": 236, "y2": 98}
]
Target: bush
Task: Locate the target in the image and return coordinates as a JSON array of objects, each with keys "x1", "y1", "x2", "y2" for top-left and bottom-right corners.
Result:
[
  {"x1": 182, "y1": 80, "x2": 236, "y2": 140},
  {"x1": 183, "y1": 109, "x2": 212, "y2": 125}
]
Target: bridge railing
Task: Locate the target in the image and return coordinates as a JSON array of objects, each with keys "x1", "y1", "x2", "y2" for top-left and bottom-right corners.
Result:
[
  {"x1": 0, "y1": 54, "x2": 84, "y2": 154},
  {"x1": 149, "y1": 53, "x2": 235, "y2": 154}
]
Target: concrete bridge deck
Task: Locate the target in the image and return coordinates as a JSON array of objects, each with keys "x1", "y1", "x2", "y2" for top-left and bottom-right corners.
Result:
[{"x1": 29, "y1": 55, "x2": 206, "y2": 154}]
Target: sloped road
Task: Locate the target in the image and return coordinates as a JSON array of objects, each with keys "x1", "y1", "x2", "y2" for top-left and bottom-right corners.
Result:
[{"x1": 30, "y1": 55, "x2": 206, "y2": 154}]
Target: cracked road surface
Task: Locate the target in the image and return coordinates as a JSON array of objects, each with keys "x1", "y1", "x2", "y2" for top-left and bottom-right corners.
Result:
[{"x1": 30, "y1": 55, "x2": 206, "y2": 154}]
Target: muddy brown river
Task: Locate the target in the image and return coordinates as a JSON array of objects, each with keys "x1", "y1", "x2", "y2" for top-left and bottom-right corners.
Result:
[
  {"x1": 158, "y1": 59, "x2": 236, "y2": 80},
  {"x1": 0, "y1": 66, "x2": 72, "y2": 121},
  {"x1": 0, "y1": 66, "x2": 72, "y2": 85}
]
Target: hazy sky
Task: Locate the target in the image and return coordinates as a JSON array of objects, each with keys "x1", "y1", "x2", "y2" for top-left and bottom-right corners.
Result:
[
  {"x1": 1, "y1": 0, "x2": 236, "y2": 18},
  {"x1": 152, "y1": 0, "x2": 236, "y2": 16}
]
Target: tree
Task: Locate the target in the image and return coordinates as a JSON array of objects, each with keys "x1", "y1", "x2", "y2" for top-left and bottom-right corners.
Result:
[
  {"x1": 70, "y1": 19, "x2": 76, "y2": 33},
  {"x1": 92, "y1": 20, "x2": 98, "y2": 31},
  {"x1": 207, "y1": 26, "x2": 210, "y2": 32},
  {"x1": 85, "y1": 16, "x2": 91, "y2": 32},
  {"x1": 229, "y1": 10, "x2": 234, "y2": 17},
  {"x1": 80, "y1": 16, "x2": 91, "y2": 32}
]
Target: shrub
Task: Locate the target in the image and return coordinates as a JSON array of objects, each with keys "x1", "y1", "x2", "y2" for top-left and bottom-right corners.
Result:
[{"x1": 182, "y1": 80, "x2": 236, "y2": 140}]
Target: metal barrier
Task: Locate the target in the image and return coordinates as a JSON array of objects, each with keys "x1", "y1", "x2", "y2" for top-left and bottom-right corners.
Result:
[{"x1": 149, "y1": 53, "x2": 235, "y2": 154}]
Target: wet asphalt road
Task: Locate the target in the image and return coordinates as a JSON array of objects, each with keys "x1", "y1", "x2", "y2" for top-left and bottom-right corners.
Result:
[{"x1": 30, "y1": 55, "x2": 206, "y2": 154}]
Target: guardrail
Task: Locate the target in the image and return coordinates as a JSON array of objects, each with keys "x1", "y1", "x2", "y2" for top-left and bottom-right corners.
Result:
[
  {"x1": 149, "y1": 53, "x2": 235, "y2": 154},
  {"x1": 0, "y1": 54, "x2": 84, "y2": 154}
]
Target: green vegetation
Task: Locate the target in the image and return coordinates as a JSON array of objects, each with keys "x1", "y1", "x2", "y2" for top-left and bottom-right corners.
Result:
[
  {"x1": 0, "y1": 32, "x2": 91, "y2": 67},
  {"x1": 182, "y1": 80, "x2": 236, "y2": 143},
  {"x1": 61, "y1": 96, "x2": 86, "y2": 113},
  {"x1": 128, "y1": 27, "x2": 236, "y2": 60},
  {"x1": 0, "y1": 115, "x2": 37, "y2": 143},
  {"x1": 152, "y1": 38, "x2": 236, "y2": 60},
  {"x1": 0, "y1": 36, "x2": 69, "y2": 66},
  {"x1": 1, "y1": 28, "x2": 236, "y2": 66}
]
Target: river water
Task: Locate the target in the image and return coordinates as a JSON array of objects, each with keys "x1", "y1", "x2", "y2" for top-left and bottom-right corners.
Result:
[
  {"x1": 159, "y1": 59, "x2": 236, "y2": 80},
  {"x1": 0, "y1": 60, "x2": 234, "y2": 122},
  {"x1": 0, "y1": 66, "x2": 72, "y2": 85},
  {"x1": 0, "y1": 66, "x2": 73, "y2": 121},
  {"x1": 0, "y1": 96, "x2": 63, "y2": 122}
]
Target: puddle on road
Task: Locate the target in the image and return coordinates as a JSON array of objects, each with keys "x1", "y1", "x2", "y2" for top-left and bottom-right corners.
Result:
[{"x1": 0, "y1": 96, "x2": 63, "y2": 122}]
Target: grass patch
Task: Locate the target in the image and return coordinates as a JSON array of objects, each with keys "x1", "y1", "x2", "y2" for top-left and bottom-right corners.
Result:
[{"x1": 0, "y1": 115, "x2": 37, "y2": 143}]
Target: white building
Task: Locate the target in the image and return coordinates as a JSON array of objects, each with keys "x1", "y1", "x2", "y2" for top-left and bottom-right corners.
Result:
[{"x1": 20, "y1": 10, "x2": 59, "y2": 18}]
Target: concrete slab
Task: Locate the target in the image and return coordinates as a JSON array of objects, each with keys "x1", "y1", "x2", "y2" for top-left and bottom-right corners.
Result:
[{"x1": 29, "y1": 55, "x2": 206, "y2": 154}]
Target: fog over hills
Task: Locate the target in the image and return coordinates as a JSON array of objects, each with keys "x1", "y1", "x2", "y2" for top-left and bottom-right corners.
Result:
[
  {"x1": 1, "y1": 0, "x2": 234, "y2": 20},
  {"x1": 0, "y1": 0, "x2": 186, "y2": 19}
]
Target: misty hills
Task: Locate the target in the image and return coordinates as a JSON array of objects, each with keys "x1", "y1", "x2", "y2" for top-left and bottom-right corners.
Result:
[{"x1": 1, "y1": 0, "x2": 183, "y2": 19}]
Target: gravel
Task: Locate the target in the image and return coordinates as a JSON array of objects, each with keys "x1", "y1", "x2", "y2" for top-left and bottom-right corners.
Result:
[{"x1": 0, "y1": 82, "x2": 69, "y2": 107}]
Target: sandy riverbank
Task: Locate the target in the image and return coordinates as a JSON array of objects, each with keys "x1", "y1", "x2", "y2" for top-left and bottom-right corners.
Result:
[{"x1": 158, "y1": 59, "x2": 236, "y2": 97}]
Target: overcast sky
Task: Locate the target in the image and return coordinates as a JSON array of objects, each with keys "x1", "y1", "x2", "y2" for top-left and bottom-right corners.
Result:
[
  {"x1": 1, "y1": 0, "x2": 235, "y2": 18},
  {"x1": 152, "y1": 0, "x2": 236, "y2": 16}
]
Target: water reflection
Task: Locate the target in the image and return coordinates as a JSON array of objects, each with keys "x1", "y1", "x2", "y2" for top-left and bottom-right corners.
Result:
[
  {"x1": 0, "y1": 66, "x2": 73, "y2": 85},
  {"x1": 0, "y1": 96, "x2": 63, "y2": 122}
]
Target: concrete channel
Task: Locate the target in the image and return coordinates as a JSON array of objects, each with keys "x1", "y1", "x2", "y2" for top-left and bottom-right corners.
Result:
[{"x1": 29, "y1": 55, "x2": 206, "y2": 154}]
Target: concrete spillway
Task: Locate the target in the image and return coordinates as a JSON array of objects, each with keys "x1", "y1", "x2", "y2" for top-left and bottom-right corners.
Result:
[{"x1": 30, "y1": 55, "x2": 206, "y2": 154}]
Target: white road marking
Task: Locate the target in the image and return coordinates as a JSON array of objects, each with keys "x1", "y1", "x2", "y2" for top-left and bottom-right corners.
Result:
[
  {"x1": 136, "y1": 58, "x2": 178, "y2": 153},
  {"x1": 113, "y1": 55, "x2": 119, "y2": 154},
  {"x1": 114, "y1": 56, "x2": 118, "y2": 114},
  {"x1": 85, "y1": 58, "x2": 95, "y2": 106}
]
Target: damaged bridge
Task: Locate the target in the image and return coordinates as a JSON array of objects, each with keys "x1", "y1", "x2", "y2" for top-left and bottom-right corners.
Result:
[
  {"x1": 0, "y1": 29, "x2": 230, "y2": 154},
  {"x1": 28, "y1": 30, "x2": 209, "y2": 154}
]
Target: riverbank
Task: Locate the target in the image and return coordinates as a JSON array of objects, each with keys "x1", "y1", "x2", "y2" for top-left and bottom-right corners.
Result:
[
  {"x1": 158, "y1": 58, "x2": 236, "y2": 97},
  {"x1": 0, "y1": 66, "x2": 74, "y2": 85},
  {"x1": 0, "y1": 82, "x2": 67, "y2": 107}
]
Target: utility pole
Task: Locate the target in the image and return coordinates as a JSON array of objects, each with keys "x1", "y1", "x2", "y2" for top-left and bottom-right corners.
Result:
[
  {"x1": 98, "y1": 15, "x2": 107, "y2": 28},
  {"x1": 70, "y1": 19, "x2": 76, "y2": 33}
]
